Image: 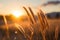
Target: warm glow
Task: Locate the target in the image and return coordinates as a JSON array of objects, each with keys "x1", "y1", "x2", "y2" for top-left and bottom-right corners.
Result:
[{"x1": 11, "y1": 10, "x2": 24, "y2": 17}]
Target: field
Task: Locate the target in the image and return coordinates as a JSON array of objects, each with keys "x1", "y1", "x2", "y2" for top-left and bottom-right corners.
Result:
[
  {"x1": 0, "y1": 7, "x2": 60, "y2": 40},
  {"x1": 0, "y1": 18, "x2": 60, "y2": 40}
]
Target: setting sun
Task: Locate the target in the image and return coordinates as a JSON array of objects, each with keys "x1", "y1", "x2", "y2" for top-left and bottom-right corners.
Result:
[{"x1": 11, "y1": 10, "x2": 24, "y2": 17}]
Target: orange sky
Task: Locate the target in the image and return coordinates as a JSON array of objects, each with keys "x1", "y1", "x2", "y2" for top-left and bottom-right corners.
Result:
[{"x1": 0, "y1": 0, "x2": 60, "y2": 15}]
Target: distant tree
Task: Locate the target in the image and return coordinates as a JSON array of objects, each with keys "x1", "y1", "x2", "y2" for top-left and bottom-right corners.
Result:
[
  {"x1": 0, "y1": 15, "x2": 5, "y2": 25},
  {"x1": 56, "y1": 13, "x2": 59, "y2": 18},
  {"x1": 46, "y1": 14, "x2": 51, "y2": 19}
]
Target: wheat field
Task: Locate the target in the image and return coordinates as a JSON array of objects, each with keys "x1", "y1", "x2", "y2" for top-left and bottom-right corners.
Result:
[{"x1": 0, "y1": 7, "x2": 60, "y2": 40}]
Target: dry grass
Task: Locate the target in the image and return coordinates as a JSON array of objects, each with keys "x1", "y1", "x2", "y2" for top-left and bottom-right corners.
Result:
[
  {"x1": 22, "y1": 7, "x2": 60, "y2": 40},
  {"x1": 0, "y1": 6, "x2": 60, "y2": 40},
  {"x1": 23, "y1": 6, "x2": 50, "y2": 40}
]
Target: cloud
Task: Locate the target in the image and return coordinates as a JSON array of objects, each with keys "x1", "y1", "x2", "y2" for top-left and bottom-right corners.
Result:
[{"x1": 42, "y1": 1, "x2": 60, "y2": 6}]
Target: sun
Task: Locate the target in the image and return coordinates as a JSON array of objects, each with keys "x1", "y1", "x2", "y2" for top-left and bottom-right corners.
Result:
[{"x1": 11, "y1": 10, "x2": 23, "y2": 17}]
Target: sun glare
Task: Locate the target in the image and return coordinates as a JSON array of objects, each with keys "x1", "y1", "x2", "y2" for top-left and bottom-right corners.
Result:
[{"x1": 11, "y1": 10, "x2": 24, "y2": 17}]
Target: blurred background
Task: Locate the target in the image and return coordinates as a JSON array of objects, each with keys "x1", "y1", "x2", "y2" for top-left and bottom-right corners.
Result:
[
  {"x1": 0, "y1": 0, "x2": 60, "y2": 40},
  {"x1": 0, "y1": 0, "x2": 60, "y2": 15}
]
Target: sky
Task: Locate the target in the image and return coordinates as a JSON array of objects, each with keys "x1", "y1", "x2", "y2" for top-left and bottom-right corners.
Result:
[{"x1": 0, "y1": 0, "x2": 60, "y2": 15}]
